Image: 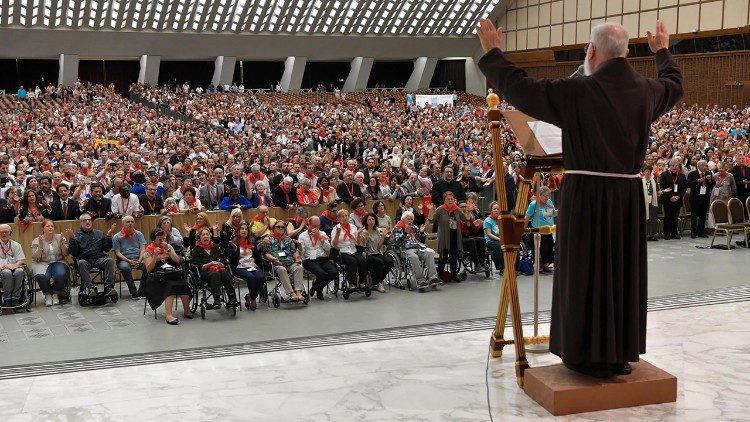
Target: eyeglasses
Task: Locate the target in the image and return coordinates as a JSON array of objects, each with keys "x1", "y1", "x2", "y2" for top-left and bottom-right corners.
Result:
[
  {"x1": 80, "y1": 218, "x2": 92, "y2": 222},
  {"x1": 273, "y1": 225, "x2": 285, "y2": 229}
]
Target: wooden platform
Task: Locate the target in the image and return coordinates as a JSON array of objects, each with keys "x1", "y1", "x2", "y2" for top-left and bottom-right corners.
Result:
[{"x1": 524, "y1": 360, "x2": 677, "y2": 416}]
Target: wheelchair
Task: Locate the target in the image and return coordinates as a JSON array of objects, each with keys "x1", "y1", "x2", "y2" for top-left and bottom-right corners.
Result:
[
  {"x1": 326, "y1": 248, "x2": 371, "y2": 300},
  {"x1": 456, "y1": 248, "x2": 492, "y2": 281},
  {"x1": 188, "y1": 259, "x2": 241, "y2": 319},
  {"x1": 384, "y1": 245, "x2": 437, "y2": 292},
  {"x1": 0, "y1": 265, "x2": 34, "y2": 313},
  {"x1": 69, "y1": 260, "x2": 118, "y2": 306},
  {"x1": 260, "y1": 259, "x2": 309, "y2": 308}
]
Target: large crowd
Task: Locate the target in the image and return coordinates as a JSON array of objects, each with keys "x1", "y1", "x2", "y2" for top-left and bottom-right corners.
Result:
[{"x1": 0, "y1": 81, "x2": 748, "y2": 324}]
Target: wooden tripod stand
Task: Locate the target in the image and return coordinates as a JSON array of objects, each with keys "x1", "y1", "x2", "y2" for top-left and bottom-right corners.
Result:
[{"x1": 486, "y1": 93, "x2": 563, "y2": 388}]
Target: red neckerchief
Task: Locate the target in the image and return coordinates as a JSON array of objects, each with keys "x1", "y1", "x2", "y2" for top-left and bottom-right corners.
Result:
[
  {"x1": 120, "y1": 227, "x2": 137, "y2": 242},
  {"x1": 298, "y1": 188, "x2": 316, "y2": 205},
  {"x1": 230, "y1": 220, "x2": 241, "y2": 231},
  {"x1": 192, "y1": 223, "x2": 207, "y2": 230},
  {"x1": 307, "y1": 229, "x2": 327, "y2": 247},
  {"x1": 197, "y1": 241, "x2": 214, "y2": 251},
  {"x1": 269, "y1": 230, "x2": 286, "y2": 241},
  {"x1": 185, "y1": 197, "x2": 197, "y2": 209},
  {"x1": 258, "y1": 195, "x2": 267, "y2": 206},
  {"x1": 145, "y1": 243, "x2": 166, "y2": 262},
  {"x1": 339, "y1": 223, "x2": 356, "y2": 241},
  {"x1": 237, "y1": 238, "x2": 253, "y2": 252},
  {"x1": 441, "y1": 203, "x2": 459, "y2": 213},
  {"x1": 247, "y1": 173, "x2": 265, "y2": 184},
  {"x1": 354, "y1": 208, "x2": 367, "y2": 222},
  {"x1": 322, "y1": 210, "x2": 337, "y2": 221},
  {"x1": 252, "y1": 214, "x2": 266, "y2": 223}
]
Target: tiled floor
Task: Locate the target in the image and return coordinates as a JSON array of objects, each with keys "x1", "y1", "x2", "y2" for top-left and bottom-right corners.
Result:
[
  {"x1": 0, "y1": 301, "x2": 747, "y2": 421},
  {"x1": 0, "y1": 237, "x2": 747, "y2": 366}
]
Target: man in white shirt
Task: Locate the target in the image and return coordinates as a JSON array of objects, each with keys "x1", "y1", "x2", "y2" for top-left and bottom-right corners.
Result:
[
  {"x1": 0, "y1": 224, "x2": 26, "y2": 309},
  {"x1": 298, "y1": 217, "x2": 338, "y2": 300},
  {"x1": 111, "y1": 184, "x2": 144, "y2": 218}
]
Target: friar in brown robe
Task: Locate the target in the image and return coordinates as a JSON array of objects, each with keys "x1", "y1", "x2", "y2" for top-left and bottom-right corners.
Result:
[{"x1": 477, "y1": 20, "x2": 683, "y2": 377}]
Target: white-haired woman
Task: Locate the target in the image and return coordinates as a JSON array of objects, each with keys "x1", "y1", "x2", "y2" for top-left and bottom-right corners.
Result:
[{"x1": 391, "y1": 211, "x2": 440, "y2": 289}]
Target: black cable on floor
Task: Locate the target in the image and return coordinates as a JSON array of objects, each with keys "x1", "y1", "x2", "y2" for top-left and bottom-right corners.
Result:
[{"x1": 485, "y1": 348, "x2": 494, "y2": 422}]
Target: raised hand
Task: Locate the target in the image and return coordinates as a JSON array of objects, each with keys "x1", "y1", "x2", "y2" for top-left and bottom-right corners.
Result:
[
  {"x1": 646, "y1": 20, "x2": 670, "y2": 53},
  {"x1": 477, "y1": 19, "x2": 504, "y2": 54}
]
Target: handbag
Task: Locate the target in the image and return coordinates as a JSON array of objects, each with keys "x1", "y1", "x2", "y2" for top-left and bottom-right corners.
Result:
[{"x1": 518, "y1": 253, "x2": 534, "y2": 276}]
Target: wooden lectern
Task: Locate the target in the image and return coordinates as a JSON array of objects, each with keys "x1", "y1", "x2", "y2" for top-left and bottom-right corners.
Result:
[{"x1": 486, "y1": 93, "x2": 563, "y2": 388}]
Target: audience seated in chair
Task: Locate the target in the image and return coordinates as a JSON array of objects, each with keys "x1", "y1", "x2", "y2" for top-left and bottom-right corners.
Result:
[{"x1": 31, "y1": 219, "x2": 71, "y2": 306}]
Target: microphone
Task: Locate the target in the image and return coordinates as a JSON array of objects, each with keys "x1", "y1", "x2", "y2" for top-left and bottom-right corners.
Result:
[{"x1": 570, "y1": 64, "x2": 586, "y2": 78}]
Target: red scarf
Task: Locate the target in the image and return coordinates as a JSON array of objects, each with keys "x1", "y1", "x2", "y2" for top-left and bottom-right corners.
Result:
[
  {"x1": 354, "y1": 208, "x2": 367, "y2": 222},
  {"x1": 197, "y1": 241, "x2": 214, "y2": 252},
  {"x1": 185, "y1": 197, "x2": 197, "y2": 209},
  {"x1": 339, "y1": 223, "x2": 356, "y2": 241},
  {"x1": 252, "y1": 214, "x2": 266, "y2": 222},
  {"x1": 192, "y1": 223, "x2": 207, "y2": 230},
  {"x1": 322, "y1": 210, "x2": 337, "y2": 221},
  {"x1": 237, "y1": 238, "x2": 252, "y2": 253},
  {"x1": 120, "y1": 227, "x2": 137, "y2": 242},
  {"x1": 145, "y1": 243, "x2": 166, "y2": 262},
  {"x1": 269, "y1": 230, "x2": 286, "y2": 241},
  {"x1": 307, "y1": 230, "x2": 327, "y2": 247},
  {"x1": 247, "y1": 173, "x2": 265, "y2": 184},
  {"x1": 441, "y1": 203, "x2": 459, "y2": 213},
  {"x1": 298, "y1": 188, "x2": 317, "y2": 205}
]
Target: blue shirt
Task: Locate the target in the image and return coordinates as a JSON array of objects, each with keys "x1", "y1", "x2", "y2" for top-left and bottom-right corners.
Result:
[
  {"x1": 483, "y1": 217, "x2": 499, "y2": 243},
  {"x1": 17, "y1": 88, "x2": 26, "y2": 99},
  {"x1": 113, "y1": 230, "x2": 146, "y2": 260},
  {"x1": 525, "y1": 199, "x2": 555, "y2": 228}
]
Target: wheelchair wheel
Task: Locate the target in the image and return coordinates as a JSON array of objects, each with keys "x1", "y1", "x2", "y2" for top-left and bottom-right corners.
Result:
[
  {"x1": 110, "y1": 294, "x2": 119, "y2": 303},
  {"x1": 302, "y1": 292, "x2": 309, "y2": 305},
  {"x1": 458, "y1": 270, "x2": 468, "y2": 282},
  {"x1": 272, "y1": 294, "x2": 281, "y2": 308},
  {"x1": 342, "y1": 289, "x2": 350, "y2": 300},
  {"x1": 384, "y1": 250, "x2": 401, "y2": 287},
  {"x1": 328, "y1": 278, "x2": 339, "y2": 297},
  {"x1": 364, "y1": 288, "x2": 372, "y2": 297},
  {"x1": 258, "y1": 282, "x2": 269, "y2": 303},
  {"x1": 200, "y1": 304, "x2": 206, "y2": 319}
]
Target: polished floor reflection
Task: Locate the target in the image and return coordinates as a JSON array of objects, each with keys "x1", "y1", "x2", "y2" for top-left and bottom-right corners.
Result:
[{"x1": 0, "y1": 300, "x2": 747, "y2": 421}]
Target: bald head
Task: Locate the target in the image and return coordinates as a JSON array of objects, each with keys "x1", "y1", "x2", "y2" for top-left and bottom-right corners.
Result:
[
  {"x1": 591, "y1": 22, "x2": 629, "y2": 59},
  {"x1": 584, "y1": 22, "x2": 629, "y2": 75}
]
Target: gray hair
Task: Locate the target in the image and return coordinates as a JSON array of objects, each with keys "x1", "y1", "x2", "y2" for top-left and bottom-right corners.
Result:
[
  {"x1": 294, "y1": 207, "x2": 310, "y2": 217},
  {"x1": 669, "y1": 158, "x2": 683, "y2": 167},
  {"x1": 697, "y1": 159, "x2": 707, "y2": 167},
  {"x1": 401, "y1": 211, "x2": 414, "y2": 221},
  {"x1": 538, "y1": 186, "x2": 552, "y2": 196},
  {"x1": 716, "y1": 161, "x2": 727, "y2": 170},
  {"x1": 283, "y1": 176, "x2": 293, "y2": 184},
  {"x1": 251, "y1": 163, "x2": 261, "y2": 172},
  {"x1": 590, "y1": 22, "x2": 629, "y2": 59}
]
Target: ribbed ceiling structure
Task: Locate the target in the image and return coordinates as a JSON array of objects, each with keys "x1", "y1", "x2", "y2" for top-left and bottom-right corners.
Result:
[{"x1": 0, "y1": 0, "x2": 501, "y2": 36}]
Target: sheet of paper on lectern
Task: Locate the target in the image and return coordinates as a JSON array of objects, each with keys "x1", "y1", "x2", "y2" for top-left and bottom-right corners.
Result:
[{"x1": 527, "y1": 121, "x2": 563, "y2": 155}]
